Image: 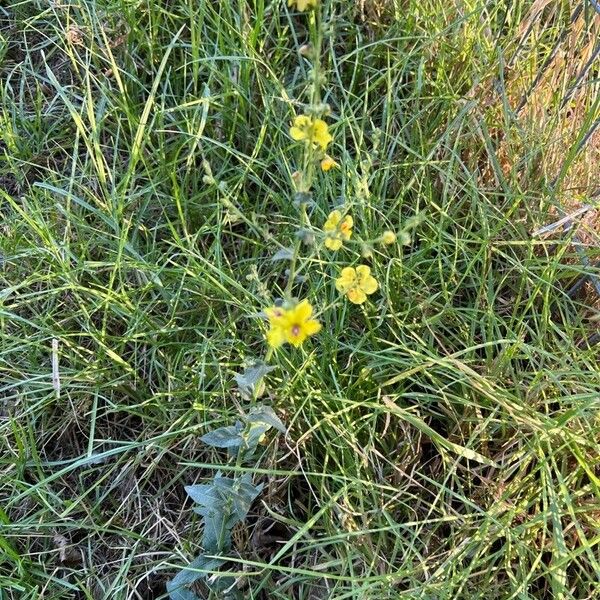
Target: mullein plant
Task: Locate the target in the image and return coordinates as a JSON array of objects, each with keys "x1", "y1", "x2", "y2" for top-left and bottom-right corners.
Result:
[{"x1": 168, "y1": 1, "x2": 416, "y2": 597}]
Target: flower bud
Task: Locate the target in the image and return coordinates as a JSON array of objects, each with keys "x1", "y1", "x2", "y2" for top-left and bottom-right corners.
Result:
[
  {"x1": 381, "y1": 230, "x2": 397, "y2": 245},
  {"x1": 361, "y1": 244, "x2": 373, "y2": 259},
  {"x1": 320, "y1": 156, "x2": 338, "y2": 172},
  {"x1": 299, "y1": 44, "x2": 313, "y2": 58}
]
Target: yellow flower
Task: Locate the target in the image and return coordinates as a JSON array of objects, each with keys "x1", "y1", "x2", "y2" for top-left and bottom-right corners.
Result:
[
  {"x1": 288, "y1": 0, "x2": 317, "y2": 11},
  {"x1": 381, "y1": 230, "x2": 397, "y2": 245},
  {"x1": 264, "y1": 306, "x2": 288, "y2": 348},
  {"x1": 323, "y1": 210, "x2": 353, "y2": 251},
  {"x1": 335, "y1": 266, "x2": 378, "y2": 305},
  {"x1": 264, "y1": 300, "x2": 321, "y2": 348},
  {"x1": 290, "y1": 115, "x2": 332, "y2": 151},
  {"x1": 320, "y1": 156, "x2": 338, "y2": 172}
]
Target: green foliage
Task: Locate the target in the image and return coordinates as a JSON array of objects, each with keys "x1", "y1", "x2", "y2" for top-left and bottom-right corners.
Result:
[
  {"x1": 1, "y1": 1, "x2": 599, "y2": 599},
  {"x1": 168, "y1": 407, "x2": 284, "y2": 599},
  {"x1": 234, "y1": 364, "x2": 276, "y2": 400}
]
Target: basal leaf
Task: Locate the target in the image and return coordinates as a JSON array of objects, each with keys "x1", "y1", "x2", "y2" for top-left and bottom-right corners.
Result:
[{"x1": 167, "y1": 553, "x2": 226, "y2": 599}]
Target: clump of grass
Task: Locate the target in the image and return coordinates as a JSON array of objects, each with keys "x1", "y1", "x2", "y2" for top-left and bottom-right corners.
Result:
[{"x1": 1, "y1": 1, "x2": 600, "y2": 599}]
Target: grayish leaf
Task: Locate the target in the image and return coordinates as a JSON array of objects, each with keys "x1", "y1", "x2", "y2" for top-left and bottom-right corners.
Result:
[
  {"x1": 234, "y1": 363, "x2": 275, "y2": 399},
  {"x1": 167, "y1": 554, "x2": 226, "y2": 599},
  {"x1": 247, "y1": 406, "x2": 286, "y2": 433},
  {"x1": 200, "y1": 424, "x2": 243, "y2": 449},
  {"x1": 271, "y1": 247, "x2": 294, "y2": 262}
]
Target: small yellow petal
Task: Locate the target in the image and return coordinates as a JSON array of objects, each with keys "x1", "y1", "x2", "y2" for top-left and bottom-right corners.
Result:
[
  {"x1": 292, "y1": 299, "x2": 313, "y2": 322},
  {"x1": 321, "y1": 156, "x2": 338, "y2": 171},
  {"x1": 289, "y1": 0, "x2": 316, "y2": 9},
  {"x1": 267, "y1": 326, "x2": 285, "y2": 348},
  {"x1": 285, "y1": 330, "x2": 305, "y2": 347},
  {"x1": 339, "y1": 216, "x2": 353, "y2": 240},
  {"x1": 361, "y1": 275, "x2": 378, "y2": 295},
  {"x1": 381, "y1": 230, "x2": 397, "y2": 245},
  {"x1": 290, "y1": 126, "x2": 306, "y2": 141},
  {"x1": 325, "y1": 237, "x2": 343, "y2": 251},
  {"x1": 265, "y1": 306, "x2": 286, "y2": 323},
  {"x1": 335, "y1": 267, "x2": 356, "y2": 292},
  {"x1": 293, "y1": 115, "x2": 311, "y2": 127},
  {"x1": 355, "y1": 265, "x2": 371, "y2": 279},
  {"x1": 347, "y1": 288, "x2": 367, "y2": 304},
  {"x1": 312, "y1": 119, "x2": 332, "y2": 150},
  {"x1": 304, "y1": 319, "x2": 322, "y2": 336},
  {"x1": 324, "y1": 210, "x2": 341, "y2": 231}
]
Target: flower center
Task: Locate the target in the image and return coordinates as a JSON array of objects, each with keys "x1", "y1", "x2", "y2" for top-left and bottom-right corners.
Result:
[{"x1": 291, "y1": 324, "x2": 301, "y2": 337}]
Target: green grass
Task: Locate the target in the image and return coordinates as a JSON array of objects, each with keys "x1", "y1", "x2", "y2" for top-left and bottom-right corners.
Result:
[{"x1": 1, "y1": 0, "x2": 600, "y2": 598}]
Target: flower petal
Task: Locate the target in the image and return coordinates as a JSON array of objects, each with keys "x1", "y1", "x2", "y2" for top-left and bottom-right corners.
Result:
[
  {"x1": 325, "y1": 236, "x2": 343, "y2": 251},
  {"x1": 292, "y1": 299, "x2": 313, "y2": 321},
  {"x1": 335, "y1": 267, "x2": 356, "y2": 292},
  {"x1": 356, "y1": 265, "x2": 372, "y2": 280},
  {"x1": 293, "y1": 115, "x2": 310, "y2": 127},
  {"x1": 264, "y1": 306, "x2": 286, "y2": 324},
  {"x1": 312, "y1": 119, "x2": 332, "y2": 150},
  {"x1": 361, "y1": 275, "x2": 378, "y2": 295},
  {"x1": 304, "y1": 319, "x2": 322, "y2": 336},
  {"x1": 339, "y1": 216, "x2": 353, "y2": 240},
  {"x1": 290, "y1": 126, "x2": 306, "y2": 141},
  {"x1": 347, "y1": 288, "x2": 367, "y2": 304},
  {"x1": 286, "y1": 327, "x2": 306, "y2": 347},
  {"x1": 324, "y1": 210, "x2": 341, "y2": 231},
  {"x1": 321, "y1": 156, "x2": 338, "y2": 171},
  {"x1": 267, "y1": 326, "x2": 285, "y2": 348}
]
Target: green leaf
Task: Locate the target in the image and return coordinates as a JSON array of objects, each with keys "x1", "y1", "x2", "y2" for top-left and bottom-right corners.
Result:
[
  {"x1": 168, "y1": 589, "x2": 199, "y2": 600},
  {"x1": 247, "y1": 406, "x2": 286, "y2": 434},
  {"x1": 242, "y1": 422, "x2": 270, "y2": 456},
  {"x1": 234, "y1": 363, "x2": 276, "y2": 400},
  {"x1": 271, "y1": 247, "x2": 294, "y2": 261},
  {"x1": 200, "y1": 423, "x2": 244, "y2": 448},
  {"x1": 167, "y1": 554, "x2": 226, "y2": 600},
  {"x1": 201, "y1": 510, "x2": 227, "y2": 551},
  {"x1": 185, "y1": 483, "x2": 224, "y2": 510}
]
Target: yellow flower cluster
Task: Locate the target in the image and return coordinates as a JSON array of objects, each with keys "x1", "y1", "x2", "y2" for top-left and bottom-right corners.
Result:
[
  {"x1": 321, "y1": 209, "x2": 381, "y2": 304},
  {"x1": 323, "y1": 210, "x2": 353, "y2": 250},
  {"x1": 265, "y1": 300, "x2": 321, "y2": 348}
]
